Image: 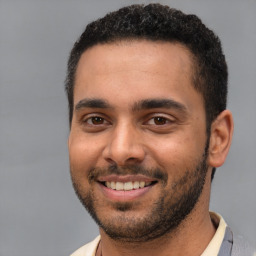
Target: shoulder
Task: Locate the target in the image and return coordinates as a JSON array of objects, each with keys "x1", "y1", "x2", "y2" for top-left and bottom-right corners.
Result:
[
  {"x1": 221, "y1": 226, "x2": 255, "y2": 256},
  {"x1": 231, "y1": 233, "x2": 255, "y2": 256},
  {"x1": 70, "y1": 236, "x2": 101, "y2": 256},
  {"x1": 209, "y1": 212, "x2": 255, "y2": 256}
]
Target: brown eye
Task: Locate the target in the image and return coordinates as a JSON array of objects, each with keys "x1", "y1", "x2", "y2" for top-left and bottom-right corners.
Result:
[
  {"x1": 153, "y1": 117, "x2": 167, "y2": 125},
  {"x1": 146, "y1": 116, "x2": 173, "y2": 126},
  {"x1": 87, "y1": 116, "x2": 106, "y2": 125}
]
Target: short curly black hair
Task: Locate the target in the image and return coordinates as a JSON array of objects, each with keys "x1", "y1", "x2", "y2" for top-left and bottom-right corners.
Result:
[{"x1": 65, "y1": 3, "x2": 228, "y2": 179}]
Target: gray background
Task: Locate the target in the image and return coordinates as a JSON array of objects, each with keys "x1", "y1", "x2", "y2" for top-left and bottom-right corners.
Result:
[{"x1": 0, "y1": 0, "x2": 255, "y2": 255}]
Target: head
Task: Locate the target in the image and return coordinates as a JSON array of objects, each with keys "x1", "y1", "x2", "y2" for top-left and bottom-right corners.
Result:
[
  {"x1": 65, "y1": 4, "x2": 228, "y2": 180},
  {"x1": 66, "y1": 4, "x2": 233, "y2": 242},
  {"x1": 66, "y1": 4, "x2": 228, "y2": 129}
]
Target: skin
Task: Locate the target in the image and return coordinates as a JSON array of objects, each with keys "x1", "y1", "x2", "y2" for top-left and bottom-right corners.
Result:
[{"x1": 68, "y1": 40, "x2": 233, "y2": 256}]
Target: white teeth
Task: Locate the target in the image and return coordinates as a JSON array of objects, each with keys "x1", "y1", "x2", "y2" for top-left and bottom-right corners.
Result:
[
  {"x1": 133, "y1": 181, "x2": 140, "y2": 189},
  {"x1": 110, "y1": 181, "x2": 116, "y2": 190},
  {"x1": 124, "y1": 182, "x2": 133, "y2": 191},
  {"x1": 139, "y1": 181, "x2": 145, "y2": 188},
  {"x1": 115, "y1": 182, "x2": 124, "y2": 191},
  {"x1": 105, "y1": 181, "x2": 153, "y2": 190}
]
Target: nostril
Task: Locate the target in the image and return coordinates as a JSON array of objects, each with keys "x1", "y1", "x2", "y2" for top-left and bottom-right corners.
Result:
[
  {"x1": 127, "y1": 157, "x2": 136, "y2": 161},
  {"x1": 105, "y1": 158, "x2": 116, "y2": 165},
  {"x1": 102, "y1": 139, "x2": 146, "y2": 166}
]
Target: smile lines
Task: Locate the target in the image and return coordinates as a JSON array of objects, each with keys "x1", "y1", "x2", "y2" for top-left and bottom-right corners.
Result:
[{"x1": 104, "y1": 181, "x2": 154, "y2": 191}]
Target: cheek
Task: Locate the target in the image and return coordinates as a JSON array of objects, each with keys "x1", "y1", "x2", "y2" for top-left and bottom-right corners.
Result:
[
  {"x1": 68, "y1": 134, "x2": 103, "y2": 176},
  {"x1": 146, "y1": 133, "x2": 205, "y2": 173}
]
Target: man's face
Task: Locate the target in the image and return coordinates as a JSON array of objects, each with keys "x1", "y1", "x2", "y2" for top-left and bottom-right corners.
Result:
[{"x1": 68, "y1": 41, "x2": 210, "y2": 242}]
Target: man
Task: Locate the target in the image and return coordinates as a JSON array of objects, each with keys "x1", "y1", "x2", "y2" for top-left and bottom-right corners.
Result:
[{"x1": 65, "y1": 4, "x2": 255, "y2": 256}]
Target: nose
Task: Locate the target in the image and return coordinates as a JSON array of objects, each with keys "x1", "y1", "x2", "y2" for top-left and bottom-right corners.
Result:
[{"x1": 102, "y1": 123, "x2": 146, "y2": 166}]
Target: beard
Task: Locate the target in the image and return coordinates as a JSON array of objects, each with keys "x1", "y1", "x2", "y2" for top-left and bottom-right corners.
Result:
[{"x1": 71, "y1": 144, "x2": 209, "y2": 243}]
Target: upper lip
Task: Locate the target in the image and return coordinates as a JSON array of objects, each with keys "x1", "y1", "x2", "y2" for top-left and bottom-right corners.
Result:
[{"x1": 97, "y1": 174, "x2": 157, "y2": 183}]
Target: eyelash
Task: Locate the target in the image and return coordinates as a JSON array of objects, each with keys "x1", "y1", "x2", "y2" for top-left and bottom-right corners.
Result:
[
  {"x1": 82, "y1": 115, "x2": 110, "y2": 125},
  {"x1": 145, "y1": 116, "x2": 174, "y2": 126},
  {"x1": 82, "y1": 114, "x2": 174, "y2": 127}
]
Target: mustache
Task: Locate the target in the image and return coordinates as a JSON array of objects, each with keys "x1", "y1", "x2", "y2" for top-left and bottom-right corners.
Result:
[{"x1": 88, "y1": 164, "x2": 168, "y2": 184}]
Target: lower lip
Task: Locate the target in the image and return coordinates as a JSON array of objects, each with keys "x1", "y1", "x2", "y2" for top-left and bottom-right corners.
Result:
[{"x1": 98, "y1": 182, "x2": 154, "y2": 201}]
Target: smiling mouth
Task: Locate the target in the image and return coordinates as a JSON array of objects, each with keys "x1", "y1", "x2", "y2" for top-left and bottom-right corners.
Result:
[{"x1": 101, "y1": 181, "x2": 157, "y2": 191}]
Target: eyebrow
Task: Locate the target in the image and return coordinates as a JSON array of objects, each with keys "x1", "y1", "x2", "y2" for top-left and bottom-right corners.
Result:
[
  {"x1": 75, "y1": 98, "x2": 112, "y2": 111},
  {"x1": 132, "y1": 98, "x2": 187, "y2": 113},
  {"x1": 75, "y1": 97, "x2": 187, "y2": 114}
]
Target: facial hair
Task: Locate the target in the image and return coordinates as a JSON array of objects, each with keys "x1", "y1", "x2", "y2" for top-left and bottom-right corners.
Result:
[{"x1": 71, "y1": 145, "x2": 209, "y2": 243}]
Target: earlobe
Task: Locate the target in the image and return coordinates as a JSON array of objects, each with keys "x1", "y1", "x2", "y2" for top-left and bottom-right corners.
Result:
[{"x1": 208, "y1": 110, "x2": 234, "y2": 167}]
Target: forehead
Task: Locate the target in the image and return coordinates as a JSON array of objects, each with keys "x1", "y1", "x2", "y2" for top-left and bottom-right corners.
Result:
[
  {"x1": 74, "y1": 40, "x2": 201, "y2": 110},
  {"x1": 76, "y1": 40, "x2": 194, "y2": 80}
]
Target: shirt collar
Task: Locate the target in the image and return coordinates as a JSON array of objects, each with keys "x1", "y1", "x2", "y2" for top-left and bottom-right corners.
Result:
[{"x1": 201, "y1": 212, "x2": 227, "y2": 256}]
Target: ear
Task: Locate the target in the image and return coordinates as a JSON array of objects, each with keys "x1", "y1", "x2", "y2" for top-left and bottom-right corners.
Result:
[{"x1": 208, "y1": 110, "x2": 234, "y2": 167}]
